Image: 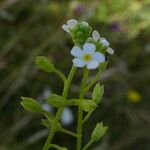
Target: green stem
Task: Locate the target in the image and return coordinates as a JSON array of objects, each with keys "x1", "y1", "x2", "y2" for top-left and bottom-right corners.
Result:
[
  {"x1": 82, "y1": 140, "x2": 94, "y2": 150},
  {"x1": 82, "y1": 110, "x2": 93, "y2": 124},
  {"x1": 77, "y1": 67, "x2": 89, "y2": 150},
  {"x1": 61, "y1": 128, "x2": 78, "y2": 138},
  {"x1": 49, "y1": 144, "x2": 65, "y2": 149},
  {"x1": 42, "y1": 66, "x2": 76, "y2": 150},
  {"x1": 86, "y1": 70, "x2": 102, "y2": 92},
  {"x1": 54, "y1": 68, "x2": 66, "y2": 83},
  {"x1": 86, "y1": 62, "x2": 108, "y2": 92}
]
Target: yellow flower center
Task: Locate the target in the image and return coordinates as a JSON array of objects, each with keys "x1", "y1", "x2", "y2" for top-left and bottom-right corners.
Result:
[{"x1": 82, "y1": 54, "x2": 92, "y2": 61}]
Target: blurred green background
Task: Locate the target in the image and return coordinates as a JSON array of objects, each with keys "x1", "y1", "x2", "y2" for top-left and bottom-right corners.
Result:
[{"x1": 0, "y1": 0, "x2": 150, "y2": 150}]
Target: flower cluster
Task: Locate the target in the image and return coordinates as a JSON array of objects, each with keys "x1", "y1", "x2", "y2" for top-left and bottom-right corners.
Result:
[
  {"x1": 92, "y1": 30, "x2": 114, "y2": 55},
  {"x1": 62, "y1": 19, "x2": 115, "y2": 69}
]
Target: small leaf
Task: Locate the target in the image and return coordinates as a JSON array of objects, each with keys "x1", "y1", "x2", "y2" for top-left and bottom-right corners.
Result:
[
  {"x1": 91, "y1": 122, "x2": 108, "y2": 141},
  {"x1": 35, "y1": 56, "x2": 55, "y2": 72},
  {"x1": 21, "y1": 97, "x2": 44, "y2": 113},
  {"x1": 92, "y1": 83, "x2": 104, "y2": 104},
  {"x1": 47, "y1": 94, "x2": 66, "y2": 108},
  {"x1": 80, "y1": 100, "x2": 97, "y2": 112}
]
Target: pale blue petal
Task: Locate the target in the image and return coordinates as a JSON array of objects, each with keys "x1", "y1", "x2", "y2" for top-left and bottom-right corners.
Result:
[
  {"x1": 83, "y1": 43, "x2": 96, "y2": 55},
  {"x1": 100, "y1": 38, "x2": 110, "y2": 46},
  {"x1": 87, "y1": 61, "x2": 99, "y2": 70},
  {"x1": 62, "y1": 24, "x2": 70, "y2": 33},
  {"x1": 92, "y1": 30, "x2": 100, "y2": 41},
  {"x1": 73, "y1": 58, "x2": 86, "y2": 68},
  {"x1": 93, "y1": 52, "x2": 105, "y2": 63},
  {"x1": 71, "y1": 46, "x2": 83, "y2": 58},
  {"x1": 67, "y1": 19, "x2": 78, "y2": 28}
]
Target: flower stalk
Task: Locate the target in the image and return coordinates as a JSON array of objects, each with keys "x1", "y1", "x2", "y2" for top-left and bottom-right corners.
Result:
[
  {"x1": 77, "y1": 67, "x2": 89, "y2": 150},
  {"x1": 20, "y1": 19, "x2": 114, "y2": 150}
]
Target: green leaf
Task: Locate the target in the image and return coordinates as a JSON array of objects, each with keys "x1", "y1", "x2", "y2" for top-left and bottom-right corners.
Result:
[
  {"x1": 21, "y1": 97, "x2": 44, "y2": 113},
  {"x1": 92, "y1": 83, "x2": 104, "y2": 104},
  {"x1": 35, "y1": 56, "x2": 55, "y2": 73},
  {"x1": 47, "y1": 94, "x2": 66, "y2": 108},
  {"x1": 80, "y1": 100, "x2": 97, "y2": 112},
  {"x1": 91, "y1": 122, "x2": 108, "y2": 142}
]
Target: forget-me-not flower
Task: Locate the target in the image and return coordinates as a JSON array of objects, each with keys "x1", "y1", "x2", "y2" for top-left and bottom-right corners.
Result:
[{"x1": 71, "y1": 43, "x2": 105, "y2": 69}]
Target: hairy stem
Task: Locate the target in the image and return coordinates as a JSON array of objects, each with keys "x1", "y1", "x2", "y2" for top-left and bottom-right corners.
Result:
[
  {"x1": 54, "y1": 68, "x2": 66, "y2": 83},
  {"x1": 77, "y1": 67, "x2": 89, "y2": 150},
  {"x1": 42, "y1": 66, "x2": 76, "y2": 150}
]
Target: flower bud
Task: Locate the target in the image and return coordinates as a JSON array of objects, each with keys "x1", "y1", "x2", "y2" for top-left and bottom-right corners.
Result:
[
  {"x1": 35, "y1": 56, "x2": 55, "y2": 73},
  {"x1": 21, "y1": 97, "x2": 44, "y2": 113},
  {"x1": 92, "y1": 83, "x2": 104, "y2": 104},
  {"x1": 70, "y1": 23, "x2": 92, "y2": 45},
  {"x1": 91, "y1": 122, "x2": 108, "y2": 141},
  {"x1": 80, "y1": 100, "x2": 97, "y2": 112},
  {"x1": 47, "y1": 94, "x2": 67, "y2": 108}
]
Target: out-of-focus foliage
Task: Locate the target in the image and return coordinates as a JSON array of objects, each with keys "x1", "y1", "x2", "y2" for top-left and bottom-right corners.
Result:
[{"x1": 0, "y1": 0, "x2": 150, "y2": 150}]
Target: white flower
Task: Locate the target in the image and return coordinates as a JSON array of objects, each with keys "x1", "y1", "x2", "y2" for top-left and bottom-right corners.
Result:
[
  {"x1": 100, "y1": 38, "x2": 110, "y2": 47},
  {"x1": 71, "y1": 43, "x2": 105, "y2": 69},
  {"x1": 92, "y1": 30, "x2": 114, "y2": 55},
  {"x1": 62, "y1": 19, "x2": 88, "y2": 33}
]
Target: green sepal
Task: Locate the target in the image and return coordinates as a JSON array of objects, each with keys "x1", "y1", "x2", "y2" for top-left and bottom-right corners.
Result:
[
  {"x1": 80, "y1": 100, "x2": 98, "y2": 112},
  {"x1": 70, "y1": 23, "x2": 92, "y2": 45},
  {"x1": 86, "y1": 38, "x2": 104, "y2": 53},
  {"x1": 35, "y1": 56, "x2": 55, "y2": 73},
  {"x1": 47, "y1": 94, "x2": 67, "y2": 108},
  {"x1": 20, "y1": 97, "x2": 44, "y2": 113},
  {"x1": 91, "y1": 122, "x2": 108, "y2": 142},
  {"x1": 41, "y1": 118, "x2": 62, "y2": 131},
  {"x1": 67, "y1": 99, "x2": 97, "y2": 112},
  {"x1": 92, "y1": 83, "x2": 104, "y2": 104}
]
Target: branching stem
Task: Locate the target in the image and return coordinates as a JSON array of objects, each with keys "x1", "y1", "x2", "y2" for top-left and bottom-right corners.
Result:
[{"x1": 42, "y1": 66, "x2": 76, "y2": 150}]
